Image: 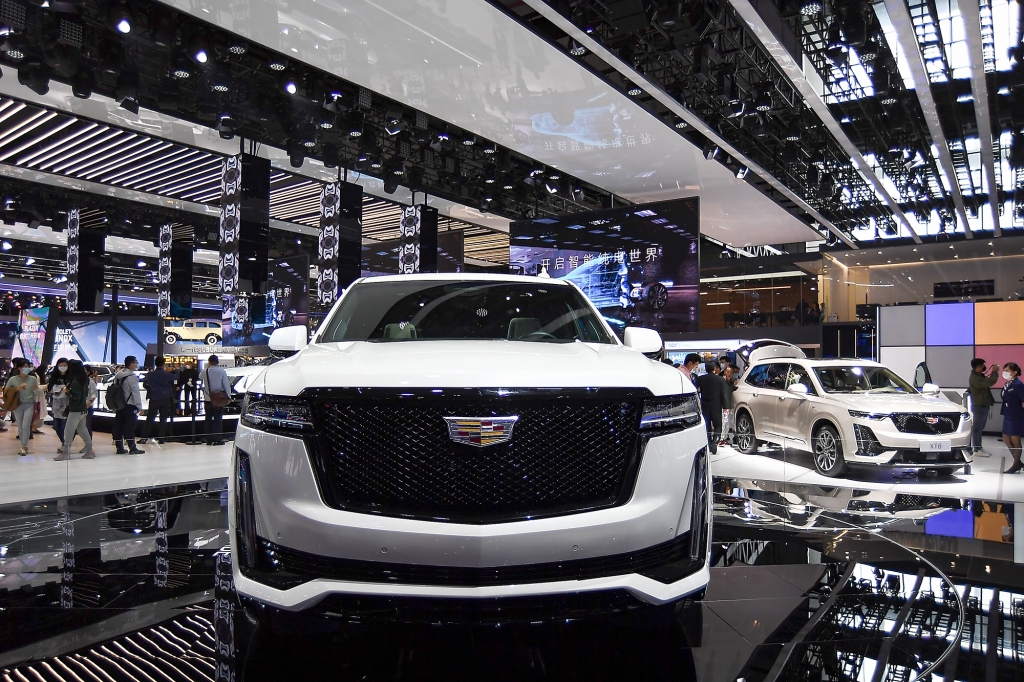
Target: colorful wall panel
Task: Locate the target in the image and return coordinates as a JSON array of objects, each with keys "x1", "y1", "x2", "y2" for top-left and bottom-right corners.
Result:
[
  {"x1": 924, "y1": 345, "x2": 975, "y2": 389},
  {"x1": 925, "y1": 302, "x2": 974, "y2": 346},
  {"x1": 879, "y1": 345, "x2": 925, "y2": 385},
  {"x1": 878, "y1": 305, "x2": 925, "y2": 347},
  {"x1": 975, "y1": 301, "x2": 1024, "y2": 346},
  {"x1": 973, "y1": 345, "x2": 1024, "y2": 389}
]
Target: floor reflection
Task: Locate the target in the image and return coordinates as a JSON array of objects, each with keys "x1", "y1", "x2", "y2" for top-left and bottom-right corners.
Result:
[{"x1": 4, "y1": 478, "x2": 1024, "y2": 680}]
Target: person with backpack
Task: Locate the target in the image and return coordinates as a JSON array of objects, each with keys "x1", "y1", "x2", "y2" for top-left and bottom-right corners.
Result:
[
  {"x1": 109, "y1": 356, "x2": 145, "y2": 455},
  {"x1": 55, "y1": 360, "x2": 95, "y2": 461},
  {"x1": 4, "y1": 358, "x2": 39, "y2": 456},
  {"x1": 202, "y1": 355, "x2": 232, "y2": 446}
]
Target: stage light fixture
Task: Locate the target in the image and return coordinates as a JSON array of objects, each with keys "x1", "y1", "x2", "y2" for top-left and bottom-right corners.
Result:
[
  {"x1": 171, "y1": 59, "x2": 193, "y2": 79},
  {"x1": 71, "y1": 71, "x2": 92, "y2": 99},
  {"x1": 109, "y1": 4, "x2": 132, "y2": 34},
  {"x1": 25, "y1": 257, "x2": 34, "y2": 266},
  {"x1": 800, "y1": 0, "x2": 823, "y2": 16},
  {"x1": 269, "y1": 58, "x2": 287, "y2": 71},
  {"x1": 228, "y1": 40, "x2": 248, "y2": 55},
  {"x1": 482, "y1": 140, "x2": 498, "y2": 154},
  {"x1": 626, "y1": 82, "x2": 643, "y2": 96},
  {"x1": 502, "y1": 177, "x2": 516, "y2": 191},
  {"x1": 703, "y1": 142, "x2": 720, "y2": 160},
  {"x1": 1, "y1": 241, "x2": 10, "y2": 251},
  {"x1": 193, "y1": 48, "x2": 209, "y2": 64},
  {"x1": 119, "y1": 97, "x2": 139, "y2": 114},
  {"x1": 545, "y1": 179, "x2": 560, "y2": 194},
  {"x1": 674, "y1": 117, "x2": 688, "y2": 129},
  {"x1": 754, "y1": 90, "x2": 772, "y2": 112},
  {"x1": 348, "y1": 112, "x2": 364, "y2": 138},
  {"x1": 462, "y1": 133, "x2": 476, "y2": 146},
  {"x1": 568, "y1": 39, "x2": 586, "y2": 57},
  {"x1": 735, "y1": 166, "x2": 749, "y2": 179},
  {"x1": 284, "y1": 79, "x2": 297, "y2": 95},
  {"x1": 18, "y1": 64, "x2": 49, "y2": 96},
  {"x1": 860, "y1": 38, "x2": 879, "y2": 61},
  {"x1": 383, "y1": 175, "x2": 400, "y2": 194}
]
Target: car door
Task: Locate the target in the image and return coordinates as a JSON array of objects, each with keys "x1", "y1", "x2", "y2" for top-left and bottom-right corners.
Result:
[
  {"x1": 743, "y1": 363, "x2": 786, "y2": 444},
  {"x1": 777, "y1": 362, "x2": 816, "y2": 449}
]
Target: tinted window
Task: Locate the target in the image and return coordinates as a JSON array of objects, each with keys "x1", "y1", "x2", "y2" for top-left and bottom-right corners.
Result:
[
  {"x1": 764, "y1": 363, "x2": 789, "y2": 390},
  {"x1": 745, "y1": 364, "x2": 770, "y2": 388},
  {"x1": 318, "y1": 280, "x2": 614, "y2": 344},
  {"x1": 786, "y1": 364, "x2": 817, "y2": 395},
  {"x1": 814, "y1": 366, "x2": 917, "y2": 394},
  {"x1": 195, "y1": 322, "x2": 207, "y2": 328}
]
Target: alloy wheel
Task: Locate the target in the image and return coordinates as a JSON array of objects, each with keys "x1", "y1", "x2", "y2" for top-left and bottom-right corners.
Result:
[{"x1": 815, "y1": 430, "x2": 838, "y2": 472}]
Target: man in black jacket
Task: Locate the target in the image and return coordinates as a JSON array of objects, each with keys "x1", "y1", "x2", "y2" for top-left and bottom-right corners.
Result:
[
  {"x1": 140, "y1": 357, "x2": 175, "y2": 444},
  {"x1": 696, "y1": 361, "x2": 728, "y2": 454}
]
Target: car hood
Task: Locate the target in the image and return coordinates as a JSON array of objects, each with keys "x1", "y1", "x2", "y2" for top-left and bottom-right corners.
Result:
[
  {"x1": 825, "y1": 392, "x2": 962, "y2": 413},
  {"x1": 250, "y1": 340, "x2": 687, "y2": 396}
]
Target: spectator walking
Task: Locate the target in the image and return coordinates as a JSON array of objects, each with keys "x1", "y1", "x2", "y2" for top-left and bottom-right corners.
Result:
[
  {"x1": 140, "y1": 357, "x2": 176, "y2": 445},
  {"x1": 180, "y1": 362, "x2": 199, "y2": 416},
  {"x1": 55, "y1": 360, "x2": 95, "y2": 461},
  {"x1": 46, "y1": 359, "x2": 71, "y2": 452},
  {"x1": 31, "y1": 364, "x2": 47, "y2": 434},
  {"x1": 4, "y1": 358, "x2": 39, "y2": 456},
  {"x1": 111, "y1": 356, "x2": 145, "y2": 455},
  {"x1": 968, "y1": 358, "x2": 1000, "y2": 457},
  {"x1": 696, "y1": 361, "x2": 728, "y2": 455},
  {"x1": 721, "y1": 364, "x2": 739, "y2": 446},
  {"x1": 1001, "y1": 363, "x2": 1024, "y2": 474},
  {"x1": 202, "y1": 355, "x2": 231, "y2": 445}
]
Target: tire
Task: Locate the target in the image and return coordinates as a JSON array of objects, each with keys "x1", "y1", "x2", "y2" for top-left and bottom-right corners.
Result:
[
  {"x1": 243, "y1": 322, "x2": 254, "y2": 336},
  {"x1": 647, "y1": 283, "x2": 669, "y2": 310},
  {"x1": 813, "y1": 424, "x2": 848, "y2": 477},
  {"x1": 734, "y1": 411, "x2": 758, "y2": 455},
  {"x1": 205, "y1": 333, "x2": 220, "y2": 345},
  {"x1": 164, "y1": 333, "x2": 178, "y2": 345},
  {"x1": 935, "y1": 467, "x2": 958, "y2": 477}
]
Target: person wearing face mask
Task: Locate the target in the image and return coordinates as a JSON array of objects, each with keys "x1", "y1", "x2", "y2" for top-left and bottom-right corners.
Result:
[
  {"x1": 47, "y1": 358, "x2": 71, "y2": 453},
  {"x1": 4, "y1": 358, "x2": 39, "y2": 455},
  {"x1": 1000, "y1": 362, "x2": 1024, "y2": 474},
  {"x1": 968, "y1": 358, "x2": 1000, "y2": 457}
]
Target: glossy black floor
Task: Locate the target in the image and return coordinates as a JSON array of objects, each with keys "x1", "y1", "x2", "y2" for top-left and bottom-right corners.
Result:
[{"x1": 0, "y1": 479, "x2": 1020, "y2": 681}]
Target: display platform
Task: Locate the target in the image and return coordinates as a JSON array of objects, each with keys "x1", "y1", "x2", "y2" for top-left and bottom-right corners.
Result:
[{"x1": 4, "y1": 476, "x2": 1020, "y2": 681}]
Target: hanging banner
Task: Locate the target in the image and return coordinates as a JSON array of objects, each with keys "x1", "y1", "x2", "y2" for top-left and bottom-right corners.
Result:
[
  {"x1": 317, "y1": 181, "x2": 341, "y2": 307},
  {"x1": 157, "y1": 223, "x2": 172, "y2": 318},
  {"x1": 219, "y1": 155, "x2": 241, "y2": 296},
  {"x1": 398, "y1": 205, "x2": 421, "y2": 274},
  {"x1": 66, "y1": 208, "x2": 80, "y2": 312}
]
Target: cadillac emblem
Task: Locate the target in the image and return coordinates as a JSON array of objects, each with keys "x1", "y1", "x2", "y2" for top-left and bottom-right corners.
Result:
[
  {"x1": 925, "y1": 416, "x2": 940, "y2": 425},
  {"x1": 444, "y1": 416, "x2": 519, "y2": 447}
]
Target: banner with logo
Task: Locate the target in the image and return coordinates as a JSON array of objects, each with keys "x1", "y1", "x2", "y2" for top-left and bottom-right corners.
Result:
[
  {"x1": 317, "y1": 181, "x2": 341, "y2": 306},
  {"x1": 66, "y1": 209, "x2": 80, "y2": 312},
  {"x1": 398, "y1": 205, "x2": 421, "y2": 274},
  {"x1": 219, "y1": 155, "x2": 241, "y2": 296},
  {"x1": 157, "y1": 223, "x2": 172, "y2": 318}
]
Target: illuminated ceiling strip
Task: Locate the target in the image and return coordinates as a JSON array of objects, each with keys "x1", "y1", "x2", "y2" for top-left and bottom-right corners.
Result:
[
  {"x1": 959, "y1": 0, "x2": 1002, "y2": 236},
  {"x1": 58, "y1": 136, "x2": 154, "y2": 176},
  {"x1": 39, "y1": 129, "x2": 127, "y2": 171},
  {"x1": 883, "y1": 0, "x2": 972, "y2": 238},
  {"x1": 15, "y1": 121, "x2": 98, "y2": 165},
  {"x1": 716, "y1": 0, "x2": 921, "y2": 244},
  {"x1": 100, "y1": 148, "x2": 203, "y2": 185},
  {"x1": 52, "y1": 133, "x2": 145, "y2": 175},
  {"x1": 81, "y1": 141, "x2": 173, "y2": 180},
  {"x1": 152, "y1": 168, "x2": 223, "y2": 195},
  {"x1": 119, "y1": 151, "x2": 211, "y2": 187},
  {"x1": 0, "y1": 118, "x2": 77, "y2": 163},
  {"x1": 0, "y1": 111, "x2": 59, "y2": 151},
  {"x1": 22, "y1": 124, "x2": 106, "y2": 167},
  {"x1": 0, "y1": 102, "x2": 27, "y2": 130},
  {"x1": 179, "y1": 185, "x2": 222, "y2": 201}
]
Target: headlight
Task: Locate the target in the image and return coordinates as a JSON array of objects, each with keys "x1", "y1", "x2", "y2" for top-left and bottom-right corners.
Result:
[
  {"x1": 962, "y1": 412, "x2": 971, "y2": 420},
  {"x1": 640, "y1": 394, "x2": 701, "y2": 431},
  {"x1": 849, "y1": 410, "x2": 891, "y2": 420},
  {"x1": 241, "y1": 394, "x2": 314, "y2": 433}
]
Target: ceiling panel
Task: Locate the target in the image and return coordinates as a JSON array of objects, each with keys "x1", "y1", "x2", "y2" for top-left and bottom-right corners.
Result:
[{"x1": 156, "y1": 0, "x2": 820, "y2": 247}]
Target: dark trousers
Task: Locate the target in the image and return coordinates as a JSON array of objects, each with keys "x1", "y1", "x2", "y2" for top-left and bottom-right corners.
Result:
[
  {"x1": 971, "y1": 405, "x2": 990, "y2": 452},
  {"x1": 112, "y1": 405, "x2": 139, "y2": 450},
  {"x1": 52, "y1": 417, "x2": 67, "y2": 444},
  {"x1": 142, "y1": 398, "x2": 173, "y2": 441},
  {"x1": 86, "y1": 407, "x2": 94, "y2": 436},
  {"x1": 205, "y1": 401, "x2": 225, "y2": 444},
  {"x1": 184, "y1": 386, "x2": 197, "y2": 415},
  {"x1": 702, "y1": 407, "x2": 722, "y2": 455}
]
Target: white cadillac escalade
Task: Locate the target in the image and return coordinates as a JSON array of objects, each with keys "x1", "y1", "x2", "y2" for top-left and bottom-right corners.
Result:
[{"x1": 230, "y1": 274, "x2": 710, "y2": 624}]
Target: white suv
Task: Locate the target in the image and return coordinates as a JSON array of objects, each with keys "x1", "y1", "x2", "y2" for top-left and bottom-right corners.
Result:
[
  {"x1": 231, "y1": 274, "x2": 711, "y2": 623},
  {"x1": 731, "y1": 345, "x2": 972, "y2": 477}
]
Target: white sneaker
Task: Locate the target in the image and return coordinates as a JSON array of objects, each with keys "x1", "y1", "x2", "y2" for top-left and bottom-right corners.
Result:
[{"x1": 975, "y1": 450, "x2": 991, "y2": 457}]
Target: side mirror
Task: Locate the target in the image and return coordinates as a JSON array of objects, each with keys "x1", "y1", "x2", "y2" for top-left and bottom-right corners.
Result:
[
  {"x1": 623, "y1": 327, "x2": 663, "y2": 355},
  {"x1": 787, "y1": 383, "x2": 809, "y2": 396},
  {"x1": 921, "y1": 382, "x2": 941, "y2": 395},
  {"x1": 268, "y1": 325, "x2": 308, "y2": 353}
]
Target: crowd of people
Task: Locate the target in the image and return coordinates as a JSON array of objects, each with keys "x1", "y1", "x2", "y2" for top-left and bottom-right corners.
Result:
[
  {"x1": 0, "y1": 354, "x2": 233, "y2": 460},
  {"x1": 668, "y1": 352, "x2": 738, "y2": 455},
  {"x1": 970, "y1": 357, "x2": 1024, "y2": 473}
]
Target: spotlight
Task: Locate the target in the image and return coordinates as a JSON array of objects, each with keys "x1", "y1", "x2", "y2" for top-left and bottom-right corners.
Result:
[
  {"x1": 674, "y1": 117, "x2": 688, "y2": 129},
  {"x1": 268, "y1": 58, "x2": 287, "y2": 71},
  {"x1": 1, "y1": 241, "x2": 10, "y2": 250},
  {"x1": 800, "y1": 0, "x2": 823, "y2": 16},
  {"x1": 462, "y1": 133, "x2": 476, "y2": 146},
  {"x1": 482, "y1": 140, "x2": 498, "y2": 154},
  {"x1": 137, "y1": 260, "x2": 146, "y2": 267},
  {"x1": 171, "y1": 59, "x2": 194, "y2": 79},
  {"x1": 348, "y1": 112, "x2": 364, "y2": 138},
  {"x1": 25, "y1": 257, "x2": 34, "y2": 266},
  {"x1": 383, "y1": 175, "x2": 400, "y2": 194},
  {"x1": 109, "y1": 4, "x2": 132, "y2": 34},
  {"x1": 284, "y1": 80, "x2": 297, "y2": 94},
  {"x1": 502, "y1": 177, "x2": 516, "y2": 191},
  {"x1": 18, "y1": 64, "x2": 49, "y2": 96},
  {"x1": 568, "y1": 39, "x2": 586, "y2": 57},
  {"x1": 783, "y1": 124, "x2": 800, "y2": 141},
  {"x1": 228, "y1": 40, "x2": 248, "y2": 55},
  {"x1": 71, "y1": 71, "x2": 93, "y2": 99},
  {"x1": 703, "y1": 142, "x2": 720, "y2": 160},
  {"x1": 755, "y1": 90, "x2": 772, "y2": 112},
  {"x1": 735, "y1": 166, "x2": 749, "y2": 179},
  {"x1": 545, "y1": 179, "x2": 560, "y2": 194},
  {"x1": 384, "y1": 119, "x2": 407, "y2": 136},
  {"x1": 119, "y1": 97, "x2": 139, "y2": 114},
  {"x1": 860, "y1": 38, "x2": 879, "y2": 61},
  {"x1": 193, "y1": 48, "x2": 209, "y2": 64},
  {"x1": 626, "y1": 82, "x2": 643, "y2": 97},
  {"x1": 303, "y1": 139, "x2": 316, "y2": 148}
]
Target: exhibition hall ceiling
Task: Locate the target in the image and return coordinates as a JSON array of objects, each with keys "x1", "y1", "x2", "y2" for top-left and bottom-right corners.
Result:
[{"x1": 156, "y1": 0, "x2": 822, "y2": 247}]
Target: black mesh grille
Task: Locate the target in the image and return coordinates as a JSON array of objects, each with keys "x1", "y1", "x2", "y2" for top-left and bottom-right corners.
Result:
[
  {"x1": 305, "y1": 389, "x2": 645, "y2": 524},
  {"x1": 891, "y1": 413, "x2": 960, "y2": 435}
]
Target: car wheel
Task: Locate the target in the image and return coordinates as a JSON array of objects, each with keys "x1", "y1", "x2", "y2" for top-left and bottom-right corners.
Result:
[
  {"x1": 734, "y1": 411, "x2": 758, "y2": 454},
  {"x1": 813, "y1": 424, "x2": 848, "y2": 477},
  {"x1": 935, "y1": 467, "x2": 958, "y2": 477},
  {"x1": 243, "y1": 322, "x2": 254, "y2": 336},
  {"x1": 647, "y1": 283, "x2": 669, "y2": 310},
  {"x1": 164, "y1": 333, "x2": 178, "y2": 345},
  {"x1": 205, "y1": 333, "x2": 220, "y2": 345}
]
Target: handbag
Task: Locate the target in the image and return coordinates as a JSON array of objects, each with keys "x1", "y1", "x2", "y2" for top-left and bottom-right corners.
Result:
[
  {"x1": 2, "y1": 384, "x2": 20, "y2": 411},
  {"x1": 205, "y1": 369, "x2": 231, "y2": 408}
]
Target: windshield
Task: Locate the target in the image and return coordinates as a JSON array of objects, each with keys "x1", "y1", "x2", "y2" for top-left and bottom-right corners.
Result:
[
  {"x1": 814, "y1": 366, "x2": 917, "y2": 394},
  {"x1": 317, "y1": 280, "x2": 615, "y2": 344}
]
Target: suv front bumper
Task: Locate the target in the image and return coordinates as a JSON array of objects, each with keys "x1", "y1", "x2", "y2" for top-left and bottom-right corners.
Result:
[
  {"x1": 230, "y1": 424, "x2": 711, "y2": 611},
  {"x1": 845, "y1": 417, "x2": 973, "y2": 468}
]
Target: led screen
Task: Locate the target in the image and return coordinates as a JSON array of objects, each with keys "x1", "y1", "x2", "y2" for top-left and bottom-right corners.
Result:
[
  {"x1": 925, "y1": 302, "x2": 974, "y2": 346},
  {"x1": 223, "y1": 257, "x2": 310, "y2": 347},
  {"x1": 15, "y1": 308, "x2": 48, "y2": 366},
  {"x1": 510, "y1": 198, "x2": 700, "y2": 334}
]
